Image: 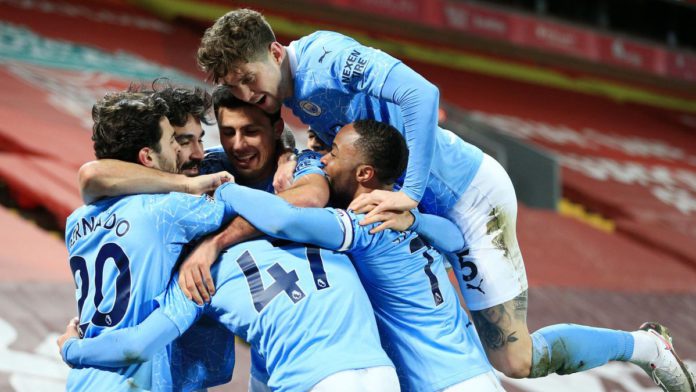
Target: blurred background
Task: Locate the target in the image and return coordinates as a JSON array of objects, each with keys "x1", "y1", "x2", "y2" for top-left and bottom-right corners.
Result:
[{"x1": 0, "y1": 0, "x2": 695, "y2": 390}]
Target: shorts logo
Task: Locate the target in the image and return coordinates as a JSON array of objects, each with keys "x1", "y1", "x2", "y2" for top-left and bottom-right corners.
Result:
[
  {"x1": 300, "y1": 100, "x2": 321, "y2": 117},
  {"x1": 466, "y1": 278, "x2": 485, "y2": 294}
]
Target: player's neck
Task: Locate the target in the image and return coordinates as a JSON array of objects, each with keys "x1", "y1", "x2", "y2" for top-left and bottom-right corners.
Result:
[
  {"x1": 280, "y1": 55, "x2": 294, "y2": 100},
  {"x1": 354, "y1": 182, "x2": 393, "y2": 199}
]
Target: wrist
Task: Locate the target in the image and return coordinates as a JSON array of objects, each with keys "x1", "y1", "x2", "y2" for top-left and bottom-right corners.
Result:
[{"x1": 181, "y1": 175, "x2": 197, "y2": 194}]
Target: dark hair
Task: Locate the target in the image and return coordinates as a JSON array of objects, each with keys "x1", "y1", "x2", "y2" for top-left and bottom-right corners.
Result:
[
  {"x1": 151, "y1": 79, "x2": 213, "y2": 127},
  {"x1": 353, "y1": 119, "x2": 409, "y2": 184},
  {"x1": 211, "y1": 85, "x2": 280, "y2": 124},
  {"x1": 92, "y1": 90, "x2": 169, "y2": 162},
  {"x1": 198, "y1": 9, "x2": 276, "y2": 83}
]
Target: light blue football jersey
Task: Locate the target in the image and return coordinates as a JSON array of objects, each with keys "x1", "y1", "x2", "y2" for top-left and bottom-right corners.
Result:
[
  {"x1": 332, "y1": 209, "x2": 492, "y2": 391},
  {"x1": 286, "y1": 31, "x2": 484, "y2": 215},
  {"x1": 158, "y1": 238, "x2": 393, "y2": 392},
  {"x1": 64, "y1": 192, "x2": 232, "y2": 391},
  {"x1": 199, "y1": 146, "x2": 327, "y2": 384}
]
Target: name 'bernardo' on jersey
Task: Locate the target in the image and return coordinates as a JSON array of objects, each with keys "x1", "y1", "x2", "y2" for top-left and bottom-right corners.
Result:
[
  {"x1": 68, "y1": 212, "x2": 131, "y2": 248},
  {"x1": 341, "y1": 49, "x2": 368, "y2": 85}
]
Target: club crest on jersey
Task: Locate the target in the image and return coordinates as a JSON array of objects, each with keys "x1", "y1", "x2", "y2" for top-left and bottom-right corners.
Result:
[{"x1": 300, "y1": 100, "x2": 322, "y2": 116}]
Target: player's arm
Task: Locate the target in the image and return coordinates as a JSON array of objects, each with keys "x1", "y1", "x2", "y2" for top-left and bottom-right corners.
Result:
[
  {"x1": 60, "y1": 309, "x2": 180, "y2": 368},
  {"x1": 59, "y1": 278, "x2": 202, "y2": 368},
  {"x1": 215, "y1": 183, "x2": 345, "y2": 250},
  {"x1": 349, "y1": 62, "x2": 439, "y2": 215},
  {"x1": 179, "y1": 166, "x2": 330, "y2": 304},
  {"x1": 78, "y1": 159, "x2": 232, "y2": 204},
  {"x1": 380, "y1": 62, "x2": 438, "y2": 203},
  {"x1": 360, "y1": 208, "x2": 465, "y2": 253},
  {"x1": 410, "y1": 210, "x2": 465, "y2": 253}
]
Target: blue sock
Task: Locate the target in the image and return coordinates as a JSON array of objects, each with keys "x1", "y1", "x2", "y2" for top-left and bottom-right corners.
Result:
[{"x1": 530, "y1": 324, "x2": 634, "y2": 377}]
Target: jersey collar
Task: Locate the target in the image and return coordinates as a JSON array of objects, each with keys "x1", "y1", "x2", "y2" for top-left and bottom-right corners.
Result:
[{"x1": 286, "y1": 43, "x2": 298, "y2": 78}]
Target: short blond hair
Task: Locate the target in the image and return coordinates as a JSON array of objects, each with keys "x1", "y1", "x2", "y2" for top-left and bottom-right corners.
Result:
[{"x1": 197, "y1": 9, "x2": 276, "y2": 83}]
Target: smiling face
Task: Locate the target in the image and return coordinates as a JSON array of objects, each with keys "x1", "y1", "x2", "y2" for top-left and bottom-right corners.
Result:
[
  {"x1": 221, "y1": 42, "x2": 290, "y2": 114},
  {"x1": 320, "y1": 124, "x2": 364, "y2": 208},
  {"x1": 172, "y1": 114, "x2": 205, "y2": 177},
  {"x1": 217, "y1": 105, "x2": 283, "y2": 184}
]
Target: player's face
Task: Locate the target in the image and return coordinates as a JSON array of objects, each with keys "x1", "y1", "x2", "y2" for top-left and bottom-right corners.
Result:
[
  {"x1": 320, "y1": 124, "x2": 363, "y2": 206},
  {"x1": 217, "y1": 105, "x2": 282, "y2": 184},
  {"x1": 307, "y1": 130, "x2": 329, "y2": 154},
  {"x1": 153, "y1": 117, "x2": 181, "y2": 174},
  {"x1": 173, "y1": 114, "x2": 205, "y2": 177},
  {"x1": 222, "y1": 44, "x2": 289, "y2": 114}
]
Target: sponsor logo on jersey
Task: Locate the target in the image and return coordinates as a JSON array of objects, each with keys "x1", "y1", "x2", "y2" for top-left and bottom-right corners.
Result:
[
  {"x1": 341, "y1": 49, "x2": 368, "y2": 87},
  {"x1": 300, "y1": 100, "x2": 322, "y2": 116}
]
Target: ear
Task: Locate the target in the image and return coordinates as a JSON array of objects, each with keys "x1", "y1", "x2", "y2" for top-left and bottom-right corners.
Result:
[
  {"x1": 269, "y1": 42, "x2": 284, "y2": 65},
  {"x1": 138, "y1": 147, "x2": 157, "y2": 168},
  {"x1": 355, "y1": 164, "x2": 375, "y2": 184},
  {"x1": 273, "y1": 118, "x2": 286, "y2": 139}
]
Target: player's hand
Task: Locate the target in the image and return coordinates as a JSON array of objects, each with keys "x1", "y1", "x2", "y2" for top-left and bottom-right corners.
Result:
[
  {"x1": 273, "y1": 152, "x2": 297, "y2": 193},
  {"x1": 57, "y1": 317, "x2": 80, "y2": 353},
  {"x1": 178, "y1": 237, "x2": 220, "y2": 305},
  {"x1": 186, "y1": 171, "x2": 234, "y2": 195},
  {"x1": 359, "y1": 210, "x2": 415, "y2": 234},
  {"x1": 349, "y1": 190, "x2": 418, "y2": 218}
]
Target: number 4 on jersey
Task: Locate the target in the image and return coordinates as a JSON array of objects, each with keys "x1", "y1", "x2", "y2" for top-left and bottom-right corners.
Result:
[{"x1": 237, "y1": 246, "x2": 331, "y2": 312}]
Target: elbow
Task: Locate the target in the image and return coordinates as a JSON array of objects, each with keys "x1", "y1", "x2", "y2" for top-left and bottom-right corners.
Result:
[
  {"x1": 78, "y1": 161, "x2": 103, "y2": 204},
  {"x1": 296, "y1": 189, "x2": 329, "y2": 208},
  {"x1": 446, "y1": 237, "x2": 467, "y2": 254},
  {"x1": 120, "y1": 335, "x2": 157, "y2": 364},
  {"x1": 426, "y1": 83, "x2": 440, "y2": 114}
]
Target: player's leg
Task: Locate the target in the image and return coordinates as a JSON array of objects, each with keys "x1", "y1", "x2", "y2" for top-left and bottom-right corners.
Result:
[
  {"x1": 450, "y1": 154, "x2": 695, "y2": 391},
  {"x1": 309, "y1": 366, "x2": 400, "y2": 392},
  {"x1": 447, "y1": 153, "x2": 533, "y2": 377},
  {"x1": 440, "y1": 370, "x2": 505, "y2": 392}
]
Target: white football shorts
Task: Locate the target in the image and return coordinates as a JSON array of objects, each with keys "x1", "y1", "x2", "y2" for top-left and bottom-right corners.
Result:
[{"x1": 447, "y1": 153, "x2": 528, "y2": 311}]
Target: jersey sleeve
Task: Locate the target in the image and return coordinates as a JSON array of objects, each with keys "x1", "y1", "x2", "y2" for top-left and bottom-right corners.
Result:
[
  {"x1": 410, "y1": 210, "x2": 465, "y2": 253},
  {"x1": 214, "y1": 183, "x2": 345, "y2": 250},
  {"x1": 293, "y1": 149, "x2": 326, "y2": 181},
  {"x1": 154, "y1": 276, "x2": 206, "y2": 335},
  {"x1": 61, "y1": 309, "x2": 181, "y2": 368},
  {"x1": 148, "y1": 192, "x2": 233, "y2": 245},
  {"x1": 379, "y1": 63, "x2": 438, "y2": 202},
  {"x1": 61, "y1": 276, "x2": 204, "y2": 368}
]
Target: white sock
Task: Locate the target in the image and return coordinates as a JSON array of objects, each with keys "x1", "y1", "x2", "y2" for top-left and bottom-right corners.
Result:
[{"x1": 629, "y1": 330, "x2": 659, "y2": 364}]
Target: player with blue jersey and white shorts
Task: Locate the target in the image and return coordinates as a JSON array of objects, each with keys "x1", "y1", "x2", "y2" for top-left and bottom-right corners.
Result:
[{"x1": 195, "y1": 10, "x2": 695, "y2": 391}]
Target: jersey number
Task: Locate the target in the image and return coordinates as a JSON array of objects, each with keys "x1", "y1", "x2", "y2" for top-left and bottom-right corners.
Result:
[
  {"x1": 69, "y1": 243, "x2": 131, "y2": 336},
  {"x1": 409, "y1": 237, "x2": 444, "y2": 306},
  {"x1": 236, "y1": 246, "x2": 331, "y2": 312}
]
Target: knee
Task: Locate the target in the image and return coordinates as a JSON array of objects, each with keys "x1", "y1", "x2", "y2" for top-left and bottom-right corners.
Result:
[{"x1": 490, "y1": 350, "x2": 532, "y2": 379}]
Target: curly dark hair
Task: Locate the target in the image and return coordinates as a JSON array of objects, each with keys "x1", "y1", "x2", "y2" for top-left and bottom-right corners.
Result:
[
  {"x1": 197, "y1": 9, "x2": 276, "y2": 83},
  {"x1": 151, "y1": 78, "x2": 213, "y2": 127},
  {"x1": 91, "y1": 90, "x2": 169, "y2": 162},
  {"x1": 353, "y1": 119, "x2": 409, "y2": 184}
]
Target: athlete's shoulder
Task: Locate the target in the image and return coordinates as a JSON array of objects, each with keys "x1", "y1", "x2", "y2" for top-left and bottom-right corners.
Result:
[
  {"x1": 201, "y1": 146, "x2": 232, "y2": 175},
  {"x1": 297, "y1": 31, "x2": 358, "y2": 50},
  {"x1": 294, "y1": 149, "x2": 326, "y2": 180}
]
